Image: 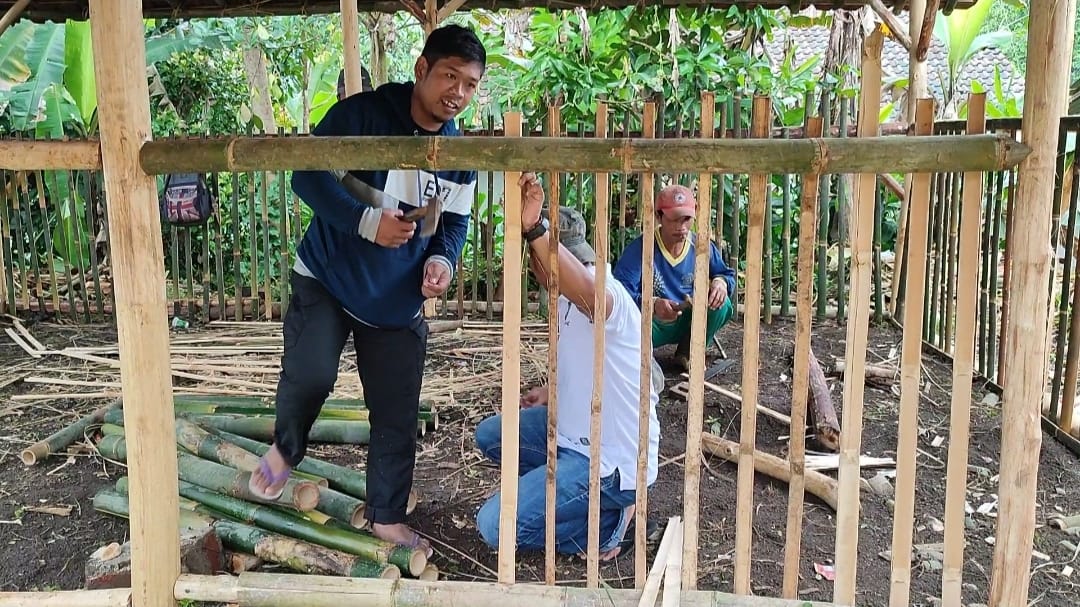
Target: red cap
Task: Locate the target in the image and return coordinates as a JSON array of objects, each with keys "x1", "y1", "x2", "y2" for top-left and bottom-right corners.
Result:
[{"x1": 657, "y1": 185, "x2": 696, "y2": 218}]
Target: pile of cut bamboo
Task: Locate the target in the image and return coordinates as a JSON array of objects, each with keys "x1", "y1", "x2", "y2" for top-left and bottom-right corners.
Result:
[{"x1": 89, "y1": 394, "x2": 437, "y2": 581}]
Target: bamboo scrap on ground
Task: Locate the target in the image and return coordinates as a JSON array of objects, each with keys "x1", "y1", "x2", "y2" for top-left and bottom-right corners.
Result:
[{"x1": 807, "y1": 347, "x2": 841, "y2": 451}]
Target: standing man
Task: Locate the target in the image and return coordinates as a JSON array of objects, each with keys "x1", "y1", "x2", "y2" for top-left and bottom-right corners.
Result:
[
  {"x1": 613, "y1": 184, "x2": 736, "y2": 370},
  {"x1": 248, "y1": 24, "x2": 486, "y2": 555},
  {"x1": 473, "y1": 176, "x2": 662, "y2": 561}
]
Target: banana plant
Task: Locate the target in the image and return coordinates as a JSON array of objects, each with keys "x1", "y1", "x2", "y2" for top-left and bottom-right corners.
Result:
[{"x1": 932, "y1": 0, "x2": 1013, "y2": 116}]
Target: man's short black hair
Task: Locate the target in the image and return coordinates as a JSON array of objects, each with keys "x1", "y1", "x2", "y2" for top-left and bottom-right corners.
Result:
[
  {"x1": 421, "y1": 24, "x2": 486, "y2": 69},
  {"x1": 337, "y1": 66, "x2": 374, "y2": 98}
]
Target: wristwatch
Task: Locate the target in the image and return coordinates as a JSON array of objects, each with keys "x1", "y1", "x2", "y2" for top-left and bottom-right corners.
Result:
[{"x1": 523, "y1": 217, "x2": 549, "y2": 243}]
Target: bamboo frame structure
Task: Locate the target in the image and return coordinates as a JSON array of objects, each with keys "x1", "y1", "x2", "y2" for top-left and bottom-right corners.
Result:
[{"x1": 1, "y1": 1, "x2": 1072, "y2": 605}]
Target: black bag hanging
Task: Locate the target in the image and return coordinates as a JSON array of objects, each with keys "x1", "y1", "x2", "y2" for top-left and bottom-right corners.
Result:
[{"x1": 159, "y1": 173, "x2": 214, "y2": 226}]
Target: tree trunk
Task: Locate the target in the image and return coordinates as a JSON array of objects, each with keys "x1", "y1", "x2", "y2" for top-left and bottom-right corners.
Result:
[{"x1": 242, "y1": 48, "x2": 278, "y2": 135}]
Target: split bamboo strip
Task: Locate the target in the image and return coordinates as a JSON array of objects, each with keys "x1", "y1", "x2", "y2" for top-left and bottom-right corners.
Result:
[
  {"x1": 782, "y1": 115, "x2": 823, "y2": 600},
  {"x1": 997, "y1": 162, "x2": 1016, "y2": 381},
  {"x1": 137, "y1": 134, "x2": 1030, "y2": 175},
  {"x1": 661, "y1": 521, "x2": 684, "y2": 607},
  {"x1": 730, "y1": 95, "x2": 770, "y2": 595},
  {"x1": 836, "y1": 101, "x2": 849, "y2": 320},
  {"x1": 634, "y1": 101, "x2": 658, "y2": 589},
  {"x1": 232, "y1": 172, "x2": 243, "y2": 321},
  {"x1": 19, "y1": 173, "x2": 44, "y2": 312},
  {"x1": 941, "y1": 92, "x2": 986, "y2": 607},
  {"x1": 986, "y1": 165, "x2": 1005, "y2": 378},
  {"x1": 0, "y1": 589, "x2": 132, "y2": 607},
  {"x1": 873, "y1": 182, "x2": 885, "y2": 322},
  {"x1": 498, "y1": 111, "x2": 523, "y2": 585},
  {"x1": 586, "y1": 102, "x2": 609, "y2": 588},
  {"x1": 889, "y1": 98, "x2": 934, "y2": 607},
  {"x1": 543, "y1": 102, "x2": 561, "y2": 587},
  {"x1": 0, "y1": 140, "x2": 102, "y2": 170},
  {"x1": 0, "y1": 177, "x2": 13, "y2": 315},
  {"x1": 834, "y1": 29, "x2": 883, "y2": 606},
  {"x1": 944, "y1": 165, "x2": 962, "y2": 352},
  {"x1": 816, "y1": 94, "x2": 832, "y2": 320},
  {"x1": 1051, "y1": 157, "x2": 1080, "y2": 420},
  {"x1": 780, "y1": 127, "x2": 793, "y2": 317},
  {"x1": 636, "y1": 516, "x2": 680, "y2": 607},
  {"x1": 991, "y1": 3, "x2": 1077, "y2": 604},
  {"x1": 88, "y1": 4, "x2": 180, "y2": 607},
  {"x1": 213, "y1": 175, "x2": 227, "y2": 321},
  {"x1": 20, "y1": 400, "x2": 120, "y2": 465},
  {"x1": 171, "y1": 571, "x2": 837, "y2": 607}
]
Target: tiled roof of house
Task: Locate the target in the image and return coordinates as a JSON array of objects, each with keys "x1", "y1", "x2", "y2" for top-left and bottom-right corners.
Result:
[{"x1": 763, "y1": 15, "x2": 1023, "y2": 118}]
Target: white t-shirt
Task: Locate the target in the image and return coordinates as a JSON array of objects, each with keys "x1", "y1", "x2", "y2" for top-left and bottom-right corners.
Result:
[{"x1": 555, "y1": 264, "x2": 661, "y2": 492}]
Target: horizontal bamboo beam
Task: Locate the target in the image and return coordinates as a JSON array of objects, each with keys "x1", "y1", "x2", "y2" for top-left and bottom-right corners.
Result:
[
  {"x1": 172, "y1": 572, "x2": 834, "y2": 607},
  {"x1": 0, "y1": 588, "x2": 132, "y2": 607},
  {"x1": 0, "y1": 140, "x2": 102, "y2": 170},
  {"x1": 138, "y1": 134, "x2": 1030, "y2": 175}
]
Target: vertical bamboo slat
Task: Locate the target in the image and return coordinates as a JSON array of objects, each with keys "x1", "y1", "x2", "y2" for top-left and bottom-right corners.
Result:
[
  {"x1": 634, "y1": 101, "x2": 657, "y2": 590},
  {"x1": 680, "y1": 92, "x2": 716, "y2": 590},
  {"x1": 485, "y1": 116, "x2": 494, "y2": 322},
  {"x1": 248, "y1": 163, "x2": 259, "y2": 320},
  {"x1": 997, "y1": 160, "x2": 1018, "y2": 382},
  {"x1": 816, "y1": 92, "x2": 832, "y2": 320},
  {"x1": 277, "y1": 170, "x2": 289, "y2": 320},
  {"x1": 780, "y1": 128, "x2": 792, "y2": 318},
  {"x1": 836, "y1": 99, "x2": 849, "y2": 320},
  {"x1": 834, "y1": 30, "x2": 882, "y2": 606},
  {"x1": 782, "y1": 115, "x2": 823, "y2": 599},
  {"x1": 67, "y1": 169, "x2": 91, "y2": 322},
  {"x1": 944, "y1": 164, "x2": 963, "y2": 352},
  {"x1": 986, "y1": 167, "x2": 1005, "y2": 379},
  {"x1": 991, "y1": 3, "x2": 1077, "y2": 604},
  {"x1": 543, "y1": 103, "x2": 561, "y2": 587},
  {"x1": 184, "y1": 228, "x2": 194, "y2": 318},
  {"x1": 731, "y1": 94, "x2": 743, "y2": 320},
  {"x1": 497, "y1": 111, "x2": 523, "y2": 585},
  {"x1": 732, "y1": 95, "x2": 770, "y2": 595},
  {"x1": 0, "y1": 175, "x2": 13, "y2": 315},
  {"x1": 941, "y1": 92, "x2": 986, "y2": 607},
  {"x1": 87, "y1": 171, "x2": 105, "y2": 320},
  {"x1": 585, "y1": 102, "x2": 609, "y2": 589},
  {"x1": 13, "y1": 174, "x2": 29, "y2": 311},
  {"x1": 873, "y1": 181, "x2": 884, "y2": 323},
  {"x1": 231, "y1": 172, "x2": 242, "y2": 321},
  {"x1": 469, "y1": 172, "x2": 480, "y2": 317},
  {"x1": 1061, "y1": 160, "x2": 1080, "y2": 436},
  {"x1": 1051, "y1": 151, "x2": 1080, "y2": 417},
  {"x1": 35, "y1": 170, "x2": 62, "y2": 318},
  {"x1": 88, "y1": 2, "x2": 181, "y2": 605},
  {"x1": 212, "y1": 175, "x2": 227, "y2": 321},
  {"x1": 49, "y1": 170, "x2": 79, "y2": 320},
  {"x1": 889, "y1": 98, "x2": 934, "y2": 607}
]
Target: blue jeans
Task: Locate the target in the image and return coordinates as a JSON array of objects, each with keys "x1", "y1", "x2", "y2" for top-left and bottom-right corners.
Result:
[{"x1": 474, "y1": 406, "x2": 638, "y2": 554}]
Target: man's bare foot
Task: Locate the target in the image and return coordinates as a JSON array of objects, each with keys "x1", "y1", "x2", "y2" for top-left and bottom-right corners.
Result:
[
  {"x1": 372, "y1": 522, "x2": 433, "y2": 557},
  {"x1": 248, "y1": 443, "x2": 290, "y2": 500},
  {"x1": 582, "y1": 504, "x2": 635, "y2": 562}
]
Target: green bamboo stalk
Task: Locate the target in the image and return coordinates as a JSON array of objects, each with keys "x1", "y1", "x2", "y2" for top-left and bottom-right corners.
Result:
[
  {"x1": 100, "y1": 422, "x2": 124, "y2": 436},
  {"x1": 96, "y1": 433, "x2": 126, "y2": 460},
  {"x1": 816, "y1": 92, "x2": 831, "y2": 319},
  {"x1": 175, "y1": 480, "x2": 423, "y2": 575},
  {"x1": 248, "y1": 152, "x2": 259, "y2": 320},
  {"x1": 485, "y1": 118, "x2": 494, "y2": 322},
  {"x1": 0, "y1": 173, "x2": 16, "y2": 315},
  {"x1": 986, "y1": 167, "x2": 1005, "y2": 383},
  {"x1": 260, "y1": 170, "x2": 272, "y2": 321},
  {"x1": 194, "y1": 415, "x2": 371, "y2": 445},
  {"x1": 86, "y1": 170, "x2": 105, "y2": 320},
  {"x1": 231, "y1": 171, "x2": 243, "y2": 321},
  {"x1": 94, "y1": 488, "x2": 400, "y2": 579},
  {"x1": 172, "y1": 393, "x2": 434, "y2": 415},
  {"x1": 977, "y1": 169, "x2": 996, "y2": 373},
  {"x1": 873, "y1": 180, "x2": 884, "y2": 323},
  {"x1": 35, "y1": 170, "x2": 62, "y2": 317},
  {"x1": 212, "y1": 173, "x2": 227, "y2": 321},
  {"x1": 20, "y1": 400, "x2": 120, "y2": 465},
  {"x1": 835, "y1": 100, "x2": 849, "y2": 320}
]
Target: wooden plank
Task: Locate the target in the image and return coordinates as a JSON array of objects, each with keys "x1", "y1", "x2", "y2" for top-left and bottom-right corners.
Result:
[
  {"x1": 0, "y1": 140, "x2": 102, "y2": 170},
  {"x1": 137, "y1": 134, "x2": 1031, "y2": 175},
  {"x1": 498, "y1": 111, "x2": 523, "y2": 585},
  {"x1": 586, "y1": 102, "x2": 609, "y2": 589},
  {"x1": 833, "y1": 28, "x2": 883, "y2": 606},
  {"x1": 731, "y1": 95, "x2": 770, "y2": 595},
  {"x1": 680, "y1": 91, "x2": 715, "y2": 590},
  {"x1": 888, "y1": 97, "x2": 934, "y2": 607},
  {"x1": 941, "y1": 91, "x2": 986, "y2": 607},
  {"x1": 634, "y1": 101, "x2": 658, "y2": 589},
  {"x1": 782, "y1": 114, "x2": 823, "y2": 600},
  {"x1": 990, "y1": 3, "x2": 1077, "y2": 605},
  {"x1": 88, "y1": 3, "x2": 180, "y2": 607}
]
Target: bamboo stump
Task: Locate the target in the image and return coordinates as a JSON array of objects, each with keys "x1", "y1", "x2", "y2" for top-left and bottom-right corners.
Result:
[{"x1": 807, "y1": 347, "x2": 841, "y2": 451}]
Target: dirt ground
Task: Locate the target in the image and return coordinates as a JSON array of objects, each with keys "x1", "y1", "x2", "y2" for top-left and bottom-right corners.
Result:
[{"x1": 1, "y1": 313, "x2": 1078, "y2": 606}]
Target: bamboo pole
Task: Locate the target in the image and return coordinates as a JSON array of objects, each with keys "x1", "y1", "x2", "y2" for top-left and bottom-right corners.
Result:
[
  {"x1": 585, "y1": 102, "x2": 609, "y2": 588},
  {"x1": 543, "y1": 102, "x2": 561, "y2": 587},
  {"x1": 991, "y1": 3, "x2": 1077, "y2": 605},
  {"x1": 634, "y1": 101, "x2": 658, "y2": 590},
  {"x1": 730, "y1": 95, "x2": 770, "y2": 595},
  {"x1": 889, "y1": 97, "x2": 934, "y2": 607},
  {"x1": 0, "y1": 589, "x2": 132, "y2": 607},
  {"x1": 941, "y1": 92, "x2": 986, "y2": 607},
  {"x1": 136, "y1": 135, "x2": 1030, "y2": 175},
  {"x1": 340, "y1": 0, "x2": 362, "y2": 96},
  {"x1": 834, "y1": 29, "x2": 883, "y2": 606},
  {"x1": 20, "y1": 400, "x2": 120, "y2": 465},
  {"x1": 817, "y1": 93, "x2": 832, "y2": 320},
  {"x1": 0, "y1": 140, "x2": 102, "y2": 170},
  {"x1": 679, "y1": 92, "x2": 716, "y2": 590},
  {"x1": 88, "y1": 3, "x2": 179, "y2": 607},
  {"x1": 781, "y1": 115, "x2": 823, "y2": 600},
  {"x1": 498, "y1": 111, "x2": 523, "y2": 585},
  {"x1": 171, "y1": 571, "x2": 837, "y2": 607}
]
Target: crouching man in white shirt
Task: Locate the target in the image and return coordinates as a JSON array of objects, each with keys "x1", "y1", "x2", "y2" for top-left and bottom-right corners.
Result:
[{"x1": 474, "y1": 172, "x2": 662, "y2": 561}]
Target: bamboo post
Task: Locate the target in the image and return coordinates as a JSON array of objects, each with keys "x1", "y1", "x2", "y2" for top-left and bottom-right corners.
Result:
[
  {"x1": 888, "y1": 97, "x2": 934, "y2": 607},
  {"x1": 634, "y1": 101, "x2": 657, "y2": 589},
  {"x1": 782, "y1": 115, "x2": 823, "y2": 599},
  {"x1": 834, "y1": 29, "x2": 883, "y2": 606},
  {"x1": 585, "y1": 102, "x2": 609, "y2": 588},
  {"x1": 88, "y1": 2, "x2": 180, "y2": 607},
  {"x1": 680, "y1": 92, "x2": 716, "y2": 590},
  {"x1": 340, "y1": 0, "x2": 362, "y2": 96},
  {"x1": 991, "y1": 3, "x2": 1077, "y2": 605},
  {"x1": 940, "y1": 92, "x2": 986, "y2": 607},
  {"x1": 730, "y1": 95, "x2": 770, "y2": 595},
  {"x1": 0, "y1": 176, "x2": 7, "y2": 312},
  {"x1": 498, "y1": 111, "x2": 523, "y2": 585},
  {"x1": 543, "y1": 103, "x2": 561, "y2": 587},
  {"x1": 816, "y1": 93, "x2": 832, "y2": 320}
]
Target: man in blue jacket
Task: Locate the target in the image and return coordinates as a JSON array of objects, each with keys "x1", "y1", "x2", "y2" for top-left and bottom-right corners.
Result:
[
  {"x1": 248, "y1": 24, "x2": 485, "y2": 555},
  {"x1": 613, "y1": 184, "x2": 736, "y2": 371}
]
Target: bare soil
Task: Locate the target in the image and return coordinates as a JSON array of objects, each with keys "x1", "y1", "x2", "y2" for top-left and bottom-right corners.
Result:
[{"x1": 1, "y1": 314, "x2": 1078, "y2": 607}]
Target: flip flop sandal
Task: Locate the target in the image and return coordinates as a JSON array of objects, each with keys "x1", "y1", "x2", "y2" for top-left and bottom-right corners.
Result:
[
  {"x1": 402, "y1": 530, "x2": 434, "y2": 558},
  {"x1": 248, "y1": 456, "x2": 291, "y2": 501}
]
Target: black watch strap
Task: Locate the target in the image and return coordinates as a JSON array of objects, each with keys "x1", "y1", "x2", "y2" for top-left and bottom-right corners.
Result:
[{"x1": 524, "y1": 218, "x2": 549, "y2": 243}]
